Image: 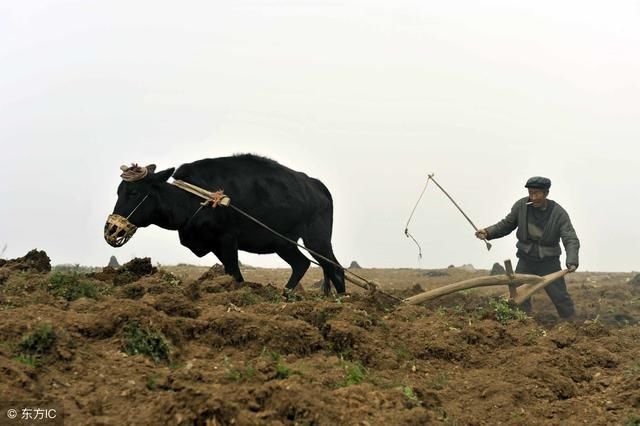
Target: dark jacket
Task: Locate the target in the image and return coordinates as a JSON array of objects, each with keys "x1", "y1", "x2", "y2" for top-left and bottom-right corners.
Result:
[{"x1": 485, "y1": 197, "x2": 580, "y2": 267}]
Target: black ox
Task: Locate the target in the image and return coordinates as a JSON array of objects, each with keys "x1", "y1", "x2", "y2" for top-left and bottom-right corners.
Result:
[{"x1": 104, "y1": 154, "x2": 345, "y2": 295}]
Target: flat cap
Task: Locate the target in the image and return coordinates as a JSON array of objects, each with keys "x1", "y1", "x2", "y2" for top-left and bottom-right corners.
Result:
[{"x1": 525, "y1": 176, "x2": 551, "y2": 190}]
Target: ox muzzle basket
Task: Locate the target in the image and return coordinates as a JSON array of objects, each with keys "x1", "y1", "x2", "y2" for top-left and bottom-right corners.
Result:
[{"x1": 104, "y1": 214, "x2": 137, "y2": 247}]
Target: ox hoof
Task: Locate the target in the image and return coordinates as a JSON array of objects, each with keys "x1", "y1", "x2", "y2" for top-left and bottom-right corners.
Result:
[
  {"x1": 334, "y1": 293, "x2": 351, "y2": 302},
  {"x1": 321, "y1": 284, "x2": 332, "y2": 297},
  {"x1": 282, "y1": 288, "x2": 304, "y2": 302}
]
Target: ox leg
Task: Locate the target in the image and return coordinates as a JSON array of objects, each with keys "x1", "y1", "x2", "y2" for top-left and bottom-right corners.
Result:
[
  {"x1": 304, "y1": 216, "x2": 346, "y2": 294},
  {"x1": 304, "y1": 240, "x2": 345, "y2": 295},
  {"x1": 215, "y1": 236, "x2": 244, "y2": 283},
  {"x1": 276, "y1": 246, "x2": 311, "y2": 290},
  {"x1": 321, "y1": 270, "x2": 332, "y2": 297},
  {"x1": 328, "y1": 253, "x2": 346, "y2": 294}
]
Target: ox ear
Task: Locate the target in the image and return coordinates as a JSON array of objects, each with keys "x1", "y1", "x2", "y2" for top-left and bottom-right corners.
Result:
[
  {"x1": 146, "y1": 164, "x2": 157, "y2": 174},
  {"x1": 154, "y1": 167, "x2": 175, "y2": 182}
]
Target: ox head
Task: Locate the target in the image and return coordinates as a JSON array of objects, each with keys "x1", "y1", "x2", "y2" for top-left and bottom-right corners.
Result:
[{"x1": 104, "y1": 163, "x2": 175, "y2": 247}]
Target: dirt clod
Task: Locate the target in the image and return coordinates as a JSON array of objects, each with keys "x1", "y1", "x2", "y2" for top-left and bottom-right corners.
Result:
[{"x1": 0, "y1": 249, "x2": 51, "y2": 273}]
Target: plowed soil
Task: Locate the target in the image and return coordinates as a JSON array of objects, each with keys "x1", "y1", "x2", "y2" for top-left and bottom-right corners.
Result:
[{"x1": 1, "y1": 256, "x2": 639, "y2": 425}]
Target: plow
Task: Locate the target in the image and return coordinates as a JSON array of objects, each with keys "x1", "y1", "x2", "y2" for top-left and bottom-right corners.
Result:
[{"x1": 343, "y1": 259, "x2": 570, "y2": 308}]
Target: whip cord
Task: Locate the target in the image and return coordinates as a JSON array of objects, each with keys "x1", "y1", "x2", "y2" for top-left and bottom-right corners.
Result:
[{"x1": 403, "y1": 177, "x2": 431, "y2": 259}]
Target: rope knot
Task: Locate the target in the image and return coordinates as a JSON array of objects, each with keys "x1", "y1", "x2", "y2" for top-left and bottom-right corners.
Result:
[{"x1": 201, "y1": 189, "x2": 230, "y2": 208}]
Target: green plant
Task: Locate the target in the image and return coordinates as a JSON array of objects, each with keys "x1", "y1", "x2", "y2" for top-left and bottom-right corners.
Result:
[
  {"x1": 48, "y1": 271, "x2": 98, "y2": 301},
  {"x1": 265, "y1": 350, "x2": 295, "y2": 380},
  {"x1": 480, "y1": 298, "x2": 528, "y2": 324},
  {"x1": 275, "y1": 362, "x2": 291, "y2": 379},
  {"x1": 14, "y1": 324, "x2": 56, "y2": 367},
  {"x1": 14, "y1": 354, "x2": 39, "y2": 367},
  {"x1": 625, "y1": 416, "x2": 640, "y2": 426},
  {"x1": 97, "y1": 285, "x2": 114, "y2": 297},
  {"x1": 339, "y1": 358, "x2": 368, "y2": 387},
  {"x1": 121, "y1": 321, "x2": 171, "y2": 363},
  {"x1": 18, "y1": 324, "x2": 56, "y2": 356},
  {"x1": 524, "y1": 329, "x2": 545, "y2": 345},
  {"x1": 510, "y1": 409, "x2": 525, "y2": 419},
  {"x1": 222, "y1": 356, "x2": 256, "y2": 382},
  {"x1": 52, "y1": 264, "x2": 99, "y2": 274},
  {"x1": 265, "y1": 349, "x2": 280, "y2": 362},
  {"x1": 402, "y1": 385, "x2": 419, "y2": 402},
  {"x1": 123, "y1": 284, "x2": 145, "y2": 299},
  {"x1": 160, "y1": 271, "x2": 181, "y2": 287},
  {"x1": 393, "y1": 344, "x2": 413, "y2": 361},
  {"x1": 223, "y1": 369, "x2": 241, "y2": 381},
  {"x1": 114, "y1": 271, "x2": 136, "y2": 285},
  {"x1": 264, "y1": 288, "x2": 284, "y2": 303},
  {"x1": 0, "y1": 302, "x2": 17, "y2": 311},
  {"x1": 240, "y1": 291, "x2": 261, "y2": 305}
]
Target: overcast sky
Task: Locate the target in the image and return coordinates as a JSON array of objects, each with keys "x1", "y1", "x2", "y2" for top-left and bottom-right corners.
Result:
[{"x1": 1, "y1": 1, "x2": 638, "y2": 272}]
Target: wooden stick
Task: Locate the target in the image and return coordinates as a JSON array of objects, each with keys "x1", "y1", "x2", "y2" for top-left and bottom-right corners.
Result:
[
  {"x1": 512, "y1": 269, "x2": 570, "y2": 305},
  {"x1": 344, "y1": 274, "x2": 371, "y2": 290},
  {"x1": 428, "y1": 174, "x2": 492, "y2": 251},
  {"x1": 403, "y1": 273, "x2": 542, "y2": 305},
  {"x1": 504, "y1": 259, "x2": 518, "y2": 299}
]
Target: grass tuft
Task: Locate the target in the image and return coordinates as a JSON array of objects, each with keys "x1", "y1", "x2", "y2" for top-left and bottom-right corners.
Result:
[
  {"x1": 14, "y1": 324, "x2": 57, "y2": 367},
  {"x1": 121, "y1": 321, "x2": 171, "y2": 363},
  {"x1": 48, "y1": 271, "x2": 98, "y2": 301},
  {"x1": 19, "y1": 324, "x2": 56, "y2": 355},
  {"x1": 402, "y1": 385, "x2": 419, "y2": 402},
  {"x1": 477, "y1": 298, "x2": 528, "y2": 324},
  {"x1": 338, "y1": 357, "x2": 368, "y2": 387}
]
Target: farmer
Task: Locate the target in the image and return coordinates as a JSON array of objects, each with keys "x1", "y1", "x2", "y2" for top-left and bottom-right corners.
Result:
[{"x1": 474, "y1": 176, "x2": 580, "y2": 319}]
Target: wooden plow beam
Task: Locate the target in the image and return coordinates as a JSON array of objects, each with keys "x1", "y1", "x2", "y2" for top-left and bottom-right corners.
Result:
[
  {"x1": 403, "y1": 260, "x2": 570, "y2": 306},
  {"x1": 512, "y1": 269, "x2": 570, "y2": 305}
]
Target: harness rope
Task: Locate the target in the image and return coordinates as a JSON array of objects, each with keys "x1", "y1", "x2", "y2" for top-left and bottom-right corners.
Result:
[
  {"x1": 171, "y1": 179, "x2": 402, "y2": 302},
  {"x1": 126, "y1": 194, "x2": 149, "y2": 220}
]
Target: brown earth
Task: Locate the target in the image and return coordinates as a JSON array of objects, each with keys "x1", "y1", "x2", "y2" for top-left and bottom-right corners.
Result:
[{"x1": 0, "y1": 255, "x2": 639, "y2": 425}]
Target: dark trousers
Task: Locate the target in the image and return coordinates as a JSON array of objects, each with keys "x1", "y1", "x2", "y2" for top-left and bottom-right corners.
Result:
[{"x1": 515, "y1": 256, "x2": 575, "y2": 318}]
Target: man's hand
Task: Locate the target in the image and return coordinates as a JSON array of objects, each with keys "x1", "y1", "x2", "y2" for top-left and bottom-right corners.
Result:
[
  {"x1": 475, "y1": 229, "x2": 488, "y2": 240},
  {"x1": 567, "y1": 264, "x2": 577, "y2": 273}
]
